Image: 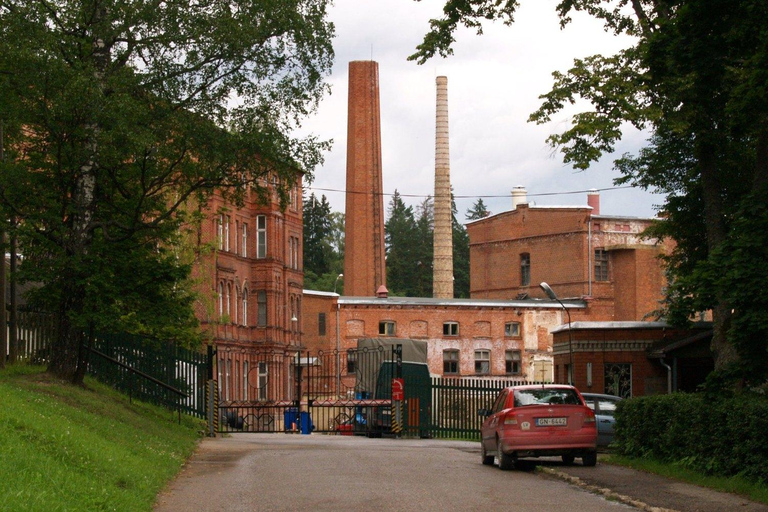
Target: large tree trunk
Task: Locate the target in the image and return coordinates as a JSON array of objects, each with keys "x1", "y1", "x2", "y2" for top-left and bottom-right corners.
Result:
[{"x1": 698, "y1": 139, "x2": 739, "y2": 371}]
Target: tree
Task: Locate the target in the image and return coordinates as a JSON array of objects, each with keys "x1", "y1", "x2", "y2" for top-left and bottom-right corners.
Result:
[
  {"x1": 385, "y1": 191, "x2": 420, "y2": 296},
  {"x1": 302, "y1": 193, "x2": 344, "y2": 292},
  {"x1": 411, "y1": 0, "x2": 768, "y2": 385},
  {"x1": 0, "y1": 0, "x2": 333, "y2": 383},
  {"x1": 465, "y1": 198, "x2": 490, "y2": 221},
  {"x1": 453, "y1": 195, "x2": 470, "y2": 298}
]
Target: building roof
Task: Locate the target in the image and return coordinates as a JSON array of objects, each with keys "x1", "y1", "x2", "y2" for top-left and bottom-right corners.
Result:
[{"x1": 335, "y1": 295, "x2": 584, "y2": 310}]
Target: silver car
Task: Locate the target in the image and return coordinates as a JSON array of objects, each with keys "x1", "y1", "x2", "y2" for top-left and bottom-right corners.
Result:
[{"x1": 581, "y1": 393, "x2": 622, "y2": 447}]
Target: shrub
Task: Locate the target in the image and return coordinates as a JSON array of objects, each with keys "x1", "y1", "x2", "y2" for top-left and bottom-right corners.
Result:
[{"x1": 614, "y1": 393, "x2": 768, "y2": 483}]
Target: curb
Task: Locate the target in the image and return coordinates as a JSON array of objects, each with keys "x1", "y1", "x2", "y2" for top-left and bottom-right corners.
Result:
[{"x1": 538, "y1": 466, "x2": 679, "y2": 512}]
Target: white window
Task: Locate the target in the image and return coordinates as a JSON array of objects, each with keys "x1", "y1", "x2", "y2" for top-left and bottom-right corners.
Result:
[
  {"x1": 226, "y1": 283, "x2": 231, "y2": 318},
  {"x1": 505, "y1": 322, "x2": 521, "y2": 337},
  {"x1": 218, "y1": 282, "x2": 224, "y2": 316},
  {"x1": 242, "y1": 289, "x2": 248, "y2": 326},
  {"x1": 258, "y1": 362, "x2": 268, "y2": 401},
  {"x1": 243, "y1": 361, "x2": 249, "y2": 401},
  {"x1": 475, "y1": 350, "x2": 490, "y2": 375},
  {"x1": 217, "y1": 215, "x2": 223, "y2": 250},
  {"x1": 257, "y1": 215, "x2": 267, "y2": 258},
  {"x1": 242, "y1": 223, "x2": 248, "y2": 257},
  {"x1": 224, "y1": 215, "x2": 230, "y2": 252}
]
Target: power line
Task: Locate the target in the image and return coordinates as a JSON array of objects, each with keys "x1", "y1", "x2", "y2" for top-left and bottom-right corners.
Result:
[{"x1": 305, "y1": 184, "x2": 640, "y2": 200}]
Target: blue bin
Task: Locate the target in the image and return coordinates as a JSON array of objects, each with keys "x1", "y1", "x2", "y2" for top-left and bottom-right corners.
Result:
[
  {"x1": 284, "y1": 408, "x2": 298, "y2": 431},
  {"x1": 299, "y1": 412, "x2": 314, "y2": 435}
]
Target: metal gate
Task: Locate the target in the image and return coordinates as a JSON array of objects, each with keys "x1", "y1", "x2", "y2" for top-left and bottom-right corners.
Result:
[{"x1": 216, "y1": 346, "x2": 391, "y2": 435}]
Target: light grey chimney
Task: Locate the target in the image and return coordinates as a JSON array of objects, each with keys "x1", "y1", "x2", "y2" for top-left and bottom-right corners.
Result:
[
  {"x1": 433, "y1": 76, "x2": 454, "y2": 299},
  {"x1": 512, "y1": 186, "x2": 528, "y2": 209}
]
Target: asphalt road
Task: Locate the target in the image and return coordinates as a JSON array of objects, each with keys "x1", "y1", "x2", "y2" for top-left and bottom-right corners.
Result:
[{"x1": 154, "y1": 434, "x2": 633, "y2": 512}]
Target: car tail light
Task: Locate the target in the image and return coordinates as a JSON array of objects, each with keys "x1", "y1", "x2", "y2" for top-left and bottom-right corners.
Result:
[
  {"x1": 583, "y1": 409, "x2": 596, "y2": 425},
  {"x1": 502, "y1": 413, "x2": 518, "y2": 426}
]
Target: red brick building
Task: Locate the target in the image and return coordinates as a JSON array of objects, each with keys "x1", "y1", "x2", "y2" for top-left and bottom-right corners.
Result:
[
  {"x1": 551, "y1": 322, "x2": 713, "y2": 397},
  {"x1": 302, "y1": 290, "x2": 584, "y2": 385},
  {"x1": 467, "y1": 189, "x2": 673, "y2": 322},
  {"x1": 193, "y1": 176, "x2": 304, "y2": 402}
]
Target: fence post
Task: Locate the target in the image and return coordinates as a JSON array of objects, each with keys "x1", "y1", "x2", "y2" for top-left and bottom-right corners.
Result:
[{"x1": 206, "y1": 379, "x2": 218, "y2": 437}]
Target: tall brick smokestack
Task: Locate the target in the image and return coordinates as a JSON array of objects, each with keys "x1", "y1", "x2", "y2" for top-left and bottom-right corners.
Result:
[
  {"x1": 344, "y1": 61, "x2": 386, "y2": 296},
  {"x1": 433, "y1": 76, "x2": 454, "y2": 298}
]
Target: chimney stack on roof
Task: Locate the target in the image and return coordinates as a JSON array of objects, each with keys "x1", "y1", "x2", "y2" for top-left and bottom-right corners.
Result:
[
  {"x1": 512, "y1": 186, "x2": 528, "y2": 209},
  {"x1": 587, "y1": 189, "x2": 600, "y2": 215},
  {"x1": 432, "y1": 76, "x2": 454, "y2": 299}
]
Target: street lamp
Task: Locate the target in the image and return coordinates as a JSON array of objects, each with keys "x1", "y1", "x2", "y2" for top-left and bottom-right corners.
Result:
[
  {"x1": 334, "y1": 273, "x2": 343, "y2": 396},
  {"x1": 540, "y1": 282, "x2": 574, "y2": 385}
]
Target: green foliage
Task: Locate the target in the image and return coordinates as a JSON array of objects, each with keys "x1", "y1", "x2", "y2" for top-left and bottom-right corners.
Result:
[
  {"x1": 0, "y1": 365, "x2": 203, "y2": 511},
  {"x1": 302, "y1": 193, "x2": 344, "y2": 293},
  {"x1": 465, "y1": 198, "x2": 490, "y2": 221},
  {"x1": 615, "y1": 393, "x2": 768, "y2": 482},
  {"x1": 0, "y1": 0, "x2": 334, "y2": 380}
]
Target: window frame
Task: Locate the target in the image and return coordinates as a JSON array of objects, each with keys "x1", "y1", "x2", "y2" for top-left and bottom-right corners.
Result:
[
  {"x1": 378, "y1": 321, "x2": 396, "y2": 336},
  {"x1": 443, "y1": 349, "x2": 459, "y2": 375},
  {"x1": 520, "y1": 253, "x2": 530, "y2": 286},
  {"x1": 474, "y1": 349, "x2": 490, "y2": 375},
  {"x1": 256, "y1": 215, "x2": 267, "y2": 259},
  {"x1": 504, "y1": 321, "x2": 521, "y2": 337},
  {"x1": 257, "y1": 290, "x2": 267, "y2": 327},
  {"x1": 442, "y1": 321, "x2": 459, "y2": 336},
  {"x1": 505, "y1": 350, "x2": 522, "y2": 375},
  {"x1": 594, "y1": 248, "x2": 609, "y2": 281}
]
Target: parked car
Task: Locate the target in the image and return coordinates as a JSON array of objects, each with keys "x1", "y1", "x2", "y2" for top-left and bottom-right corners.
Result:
[
  {"x1": 479, "y1": 384, "x2": 597, "y2": 469},
  {"x1": 581, "y1": 393, "x2": 622, "y2": 448}
]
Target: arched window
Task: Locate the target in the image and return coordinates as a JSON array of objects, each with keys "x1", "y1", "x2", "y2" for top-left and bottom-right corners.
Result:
[
  {"x1": 218, "y1": 282, "x2": 224, "y2": 316},
  {"x1": 233, "y1": 287, "x2": 239, "y2": 325},
  {"x1": 226, "y1": 283, "x2": 232, "y2": 318},
  {"x1": 242, "y1": 288, "x2": 248, "y2": 326}
]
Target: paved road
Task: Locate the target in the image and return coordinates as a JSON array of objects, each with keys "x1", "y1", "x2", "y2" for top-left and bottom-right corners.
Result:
[{"x1": 154, "y1": 434, "x2": 632, "y2": 512}]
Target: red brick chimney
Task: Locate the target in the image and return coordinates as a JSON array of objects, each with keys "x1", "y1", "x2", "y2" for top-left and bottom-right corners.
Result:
[
  {"x1": 587, "y1": 189, "x2": 600, "y2": 215},
  {"x1": 343, "y1": 61, "x2": 386, "y2": 296}
]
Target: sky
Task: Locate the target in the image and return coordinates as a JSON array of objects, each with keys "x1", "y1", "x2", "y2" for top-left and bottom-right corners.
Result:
[{"x1": 298, "y1": 0, "x2": 665, "y2": 222}]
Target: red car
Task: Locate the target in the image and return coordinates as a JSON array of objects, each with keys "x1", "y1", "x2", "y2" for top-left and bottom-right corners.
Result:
[{"x1": 480, "y1": 384, "x2": 597, "y2": 469}]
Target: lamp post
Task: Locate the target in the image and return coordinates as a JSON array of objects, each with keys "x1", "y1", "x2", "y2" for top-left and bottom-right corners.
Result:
[
  {"x1": 540, "y1": 282, "x2": 574, "y2": 385},
  {"x1": 334, "y1": 273, "x2": 343, "y2": 396}
]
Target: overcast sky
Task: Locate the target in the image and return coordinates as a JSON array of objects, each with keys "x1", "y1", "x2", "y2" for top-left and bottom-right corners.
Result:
[{"x1": 299, "y1": 0, "x2": 664, "y2": 222}]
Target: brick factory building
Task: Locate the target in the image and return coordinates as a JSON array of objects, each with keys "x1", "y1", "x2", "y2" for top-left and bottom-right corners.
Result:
[
  {"x1": 192, "y1": 175, "x2": 304, "y2": 403},
  {"x1": 467, "y1": 188, "x2": 674, "y2": 322}
]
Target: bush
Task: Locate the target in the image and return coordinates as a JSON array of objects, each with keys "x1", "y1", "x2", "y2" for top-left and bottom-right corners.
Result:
[{"x1": 614, "y1": 393, "x2": 768, "y2": 483}]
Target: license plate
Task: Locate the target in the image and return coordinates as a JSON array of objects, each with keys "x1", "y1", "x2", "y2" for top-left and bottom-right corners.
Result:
[{"x1": 536, "y1": 417, "x2": 567, "y2": 427}]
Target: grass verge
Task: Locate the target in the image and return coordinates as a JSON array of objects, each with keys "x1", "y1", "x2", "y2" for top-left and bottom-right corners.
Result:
[
  {"x1": 605, "y1": 454, "x2": 768, "y2": 506},
  {"x1": 0, "y1": 364, "x2": 204, "y2": 511}
]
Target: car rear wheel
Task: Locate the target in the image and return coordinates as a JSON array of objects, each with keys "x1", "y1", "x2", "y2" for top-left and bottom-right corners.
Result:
[
  {"x1": 582, "y1": 451, "x2": 597, "y2": 467},
  {"x1": 481, "y1": 443, "x2": 494, "y2": 465},
  {"x1": 497, "y1": 439, "x2": 514, "y2": 470},
  {"x1": 561, "y1": 454, "x2": 575, "y2": 465}
]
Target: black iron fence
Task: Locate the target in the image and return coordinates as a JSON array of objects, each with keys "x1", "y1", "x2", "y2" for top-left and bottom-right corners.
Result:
[{"x1": 429, "y1": 377, "x2": 547, "y2": 440}]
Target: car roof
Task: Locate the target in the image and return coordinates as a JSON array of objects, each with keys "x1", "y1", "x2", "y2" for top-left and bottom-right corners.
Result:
[
  {"x1": 581, "y1": 393, "x2": 623, "y2": 400},
  {"x1": 504, "y1": 384, "x2": 577, "y2": 391}
]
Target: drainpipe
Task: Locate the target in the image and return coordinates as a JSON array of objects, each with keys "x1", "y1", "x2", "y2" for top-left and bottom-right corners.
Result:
[
  {"x1": 660, "y1": 358, "x2": 672, "y2": 394},
  {"x1": 588, "y1": 217, "x2": 593, "y2": 297}
]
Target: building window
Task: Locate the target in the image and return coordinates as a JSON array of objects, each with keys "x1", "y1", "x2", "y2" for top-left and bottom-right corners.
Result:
[
  {"x1": 257, "y1": 362, "x2": 268, "y2": 401},
  {"x1": 505, "y1": 321, "x2": 520, "y2": 337},
  {"x1": 379, "y1": 321, "x2": 396, "y2": 336},
  {"x1": 257, "y1": 215, "x2": 267, "y2": 258},
  {"x1": 443, "y1": 322, "x2": 459, "y2": 336},
  {"x1": 475, "y1": 350, "x2": 490, "y2": 374},
  {"x1": 505, "y1": 350, "x2": 521, "y2": 375},
  {"x1": 226, "y1": 283, "x2": 232, "y2": 318},
  {"x1": 520, "y1": 253, "x2": 530, "y2": 286},
  {"x1": 242, "y1": 289, "x2": 248, "y2": 326},
  {"x1": 217, "y1": 215, "x2": 223, "y2": 250},
  {"x1": 243, "y1": 360, "x2": 249, "y2": 401},
  {"x1": 595, "y1": 249, "x2": 609, "y2": 281},
  {"x1": 443, "y1": 350, "x2": 459, "y2": 374},
  {"x1": 218, "y1": 282, "x2": 224, "y2": 316},
  {"x1": 318, "y1": 313, "x2": 326, "y2": 336},
  {"x1": 346, "y1": 350, "x2": 357, "y2": 373},
  {"x1": 224, "y1": 215, "x2": 230, "y2": 252},
  {"x1": 242, "y1": 223, "x2": 248, "y2": 257},
  {"x1": 604, "y1": 363, "x2": 632, "y2": 398},
  {"x1": 257, "y1": 290, "x2": 267, "y2": 327},
  {"x1": 289, "y1": 236, "x2": 300, "y2": 270}
]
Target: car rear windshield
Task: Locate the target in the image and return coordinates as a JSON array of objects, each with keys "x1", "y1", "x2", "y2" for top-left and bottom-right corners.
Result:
[{"x1": 513, "y1": 388, "x2": 582, "y2": 407}]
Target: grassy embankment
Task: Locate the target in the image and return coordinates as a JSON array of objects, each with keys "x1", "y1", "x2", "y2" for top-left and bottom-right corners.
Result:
[
  {"x1": 0, "y1": 364, "x2": 204, "y2": 511},
  {"x1": 604, "y1": 454, "x2": 768, "y2": 505}
]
